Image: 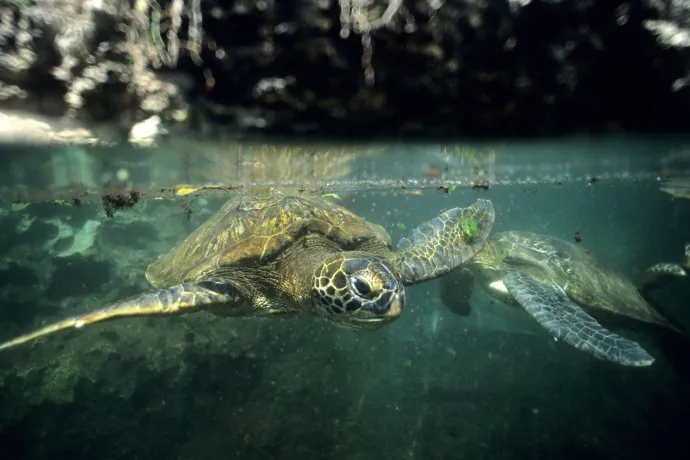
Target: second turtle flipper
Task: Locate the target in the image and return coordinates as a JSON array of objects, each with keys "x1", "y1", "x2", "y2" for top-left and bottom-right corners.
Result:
[
  {"x1": 0, "y1": 279, "x2": 240, "y2": 352},
  {"x1": 637, "y1": 263, "x2": 687, "y2": 293},
  {"x1": 504, "y1": 271, "x2": 655, "y2": 367},
  {"x1": 637, "y1": 243, "x2": 690, "y2": 293},
  {"x1": 440, "y1": 267, "x2": 475, "y2": 316}
]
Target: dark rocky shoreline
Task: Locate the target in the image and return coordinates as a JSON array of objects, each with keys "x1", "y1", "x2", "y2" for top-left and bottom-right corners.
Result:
[{"x1": 2, "y1": 0, "x2": 690, "y2": 142}]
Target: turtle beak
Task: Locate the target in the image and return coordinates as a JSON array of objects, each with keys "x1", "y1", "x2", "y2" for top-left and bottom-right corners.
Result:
[
  {"x1": 351, "y1": 291, "x2": 404, "y2": 329},
  {"x1": 385, "y1": 291, "x2": 405, "y2": 320}
]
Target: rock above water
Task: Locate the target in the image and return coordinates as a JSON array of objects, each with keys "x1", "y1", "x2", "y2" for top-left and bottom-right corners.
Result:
[{"x1": 1, "y1": 0, "x2": 690, "y2": 140}]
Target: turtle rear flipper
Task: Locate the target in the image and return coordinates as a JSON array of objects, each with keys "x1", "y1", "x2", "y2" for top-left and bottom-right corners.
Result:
[
  {"x1": 0, "y1": 279, "x2": 242, "y2": 352},
  {"x1": 394, "y1": 199, "x2": 495, "y2": 285},
  {"x1": 440, "y1": 267, "x2": 475, "y2": 316},
  {"x1": 503, "y1": 272, "x2": 655, "y2": 367}
]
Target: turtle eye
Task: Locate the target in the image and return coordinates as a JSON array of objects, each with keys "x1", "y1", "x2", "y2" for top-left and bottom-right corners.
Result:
[{"x1": 351, "y1": 277, "x2": 373, "y2": 298}]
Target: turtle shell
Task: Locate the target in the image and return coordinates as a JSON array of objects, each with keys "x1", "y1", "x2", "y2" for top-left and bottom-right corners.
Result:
[{"x1": 145, "y1": 189, "x2": 391, "y2": 287}]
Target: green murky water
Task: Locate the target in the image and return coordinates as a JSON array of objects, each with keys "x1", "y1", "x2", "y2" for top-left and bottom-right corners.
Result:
[{"x1": 0, "y1": 137, "x2": 689, "y2": 459}]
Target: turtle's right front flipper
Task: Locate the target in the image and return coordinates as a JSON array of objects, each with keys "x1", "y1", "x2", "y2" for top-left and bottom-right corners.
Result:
[
  {"x1": 394, "y1": 198, "x2": 495, "y2": 285},
  {"x1": 504, "y1": 272, "x2": 655, "y2": 367},
  {"x1": 0, "y1": 278, "x2": 241, "y2": 352}
]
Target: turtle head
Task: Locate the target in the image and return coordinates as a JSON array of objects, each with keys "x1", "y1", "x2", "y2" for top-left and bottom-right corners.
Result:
[{"x1": 312, "y1": 252, "x2": 405, "y2": 331}]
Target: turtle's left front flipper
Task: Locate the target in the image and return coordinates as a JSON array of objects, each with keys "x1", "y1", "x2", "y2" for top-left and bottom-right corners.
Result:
[
  {"x1": 504, "y1": 272, "x2": 655, "y2": 367},
  {"x1": 0, "y1": 279, "x2": 240, "y2": 352},
  {"x1": 394, "y1": 198, "x2": 495, "y2": 285}
]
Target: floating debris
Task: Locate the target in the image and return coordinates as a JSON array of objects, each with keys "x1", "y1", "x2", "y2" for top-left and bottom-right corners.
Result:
[
  {"x1": 101, "y1": 190, "x2": 141, "y2": 218},
  {"x1": 574, "y1": 229, "x2": 582, "y2": 243}
]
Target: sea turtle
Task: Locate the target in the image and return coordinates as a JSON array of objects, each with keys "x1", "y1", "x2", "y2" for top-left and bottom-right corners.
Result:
[
  {"x1": 0, "y1": 188, "x2": 495, "y2": 351},
  {"x1": 439, "y1": 231, "x2": 687, "y2": 367}
]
